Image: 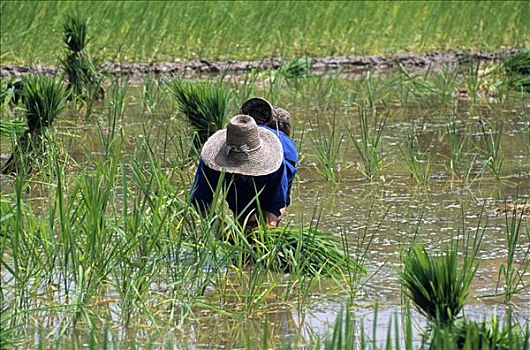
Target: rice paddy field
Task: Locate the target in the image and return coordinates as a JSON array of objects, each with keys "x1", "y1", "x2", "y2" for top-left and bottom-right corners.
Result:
[{"x1": 1, "y1": 1, "x2": 530, "y2": 349}]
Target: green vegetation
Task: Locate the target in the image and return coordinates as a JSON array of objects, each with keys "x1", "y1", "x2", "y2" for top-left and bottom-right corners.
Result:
[
  {"x1": 1, "y1": 75, "x2": 67, "y2": 174},
  {"x1": 1, "y1": 1, "x2": 528, "y2": 65},
  {"x1": 169, "y1": 78, "x2": 229, "y2": 146},
  {"x1": 60, "y1": 13, "x2": 103, "y2": 102}
]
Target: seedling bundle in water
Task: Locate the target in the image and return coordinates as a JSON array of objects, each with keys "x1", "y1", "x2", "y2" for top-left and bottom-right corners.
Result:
[
  {"x1": 224, "y1": 226, "x2": 364, "y2": 278},
  {"x1": 1, "y1": 75, "x2": 67, "y2": 174},
  {"x1": 169, "y1": 78, "x2": 229, "y2": 146},
  {"x1": 61, "y1": 14, "x2": 103, "y2": 102}
]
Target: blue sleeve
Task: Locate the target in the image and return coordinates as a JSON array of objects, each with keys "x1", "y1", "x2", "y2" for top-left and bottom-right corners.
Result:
[
  {"x1": 190, "y1": 159, "x2": 219, "y2": 214},
  {"x1": 260, "y1": 164, "x2": 289, "y2": 217}
]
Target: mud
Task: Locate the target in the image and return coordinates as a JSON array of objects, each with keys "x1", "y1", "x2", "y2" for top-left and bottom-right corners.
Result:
[{"x1": 0, "y1": 49, "x2": 520, "y2": 82}]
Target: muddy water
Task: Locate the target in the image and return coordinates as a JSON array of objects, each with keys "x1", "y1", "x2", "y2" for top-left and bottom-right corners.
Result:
[{"x1": 1, "y1": 85, "x2": 529, "y2": 347}]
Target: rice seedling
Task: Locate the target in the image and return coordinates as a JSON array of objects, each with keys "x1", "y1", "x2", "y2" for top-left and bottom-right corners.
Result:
[
  {"x1": 502, "y1": 50, "x2": 530, "y2": 92},
  {"x1": 444, "y1": 117, "x2": 478, "y2": 182},
  {"x1": 3, "y1": 2, "x2": 528, "y2": 64},
  {"x1": 279, "y1": 57, "x2": 311, "y2": 81},
  {"x1": 496, "y1": 200, "x2": 530, "y2": 304},
  {"x1": 1, "y1": 75, "x2": 67, "y2": 175},
  {"x1": 478, "y1": 120, "x2": 504, "y2": 180},
  {"x1": 169, "y1": 78, "x2": 230, "y2": 146},
  {"x1": 310, "y1": 117, "x2": 345, "y2": 182},
  {"x1": 400, "y1": 240, "x2": 480, "y2": 326},
  {"x1": 399, "y1": 126, "x2": 433, "y2": 186},
  {"x1": 347, "y1": 105, "x2": 388, "y2": 181},
  {"x1": 143, "y1": 75, "x2": 166, "y2": 115},
  {"x1": 0, "y1": 120, "x2": 26, "y2": 138},
  {"x1": 60, "y1": 13, "x2": 103, "y2": 103},
  {"x1": 246, "y1": 225, "x2": 365, "y2": 278},
  {"x1": 430, "y1": 312, "x2": 530, "y2": 349}
]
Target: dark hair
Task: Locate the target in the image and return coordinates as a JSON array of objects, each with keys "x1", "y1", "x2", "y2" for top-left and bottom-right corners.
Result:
[{"x1": 268, "y1": 107, "x2": 291, "y2": 136}]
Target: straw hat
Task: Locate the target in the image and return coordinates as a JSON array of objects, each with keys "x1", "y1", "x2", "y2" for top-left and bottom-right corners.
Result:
[
  {"x1": 239, "y1": 97, "x2": 274, "y2": 125},
  {"x1": 201, "y1": 114, "x2": 283, "y2": 176}
]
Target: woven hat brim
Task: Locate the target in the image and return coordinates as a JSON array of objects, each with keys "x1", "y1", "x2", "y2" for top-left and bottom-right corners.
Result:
[
  {"x1": 201, "y1": 128, "x2": 284, "y2": 176},
  {"x1": 240, "y1": 98, "x2": 273, "y2": 124}
]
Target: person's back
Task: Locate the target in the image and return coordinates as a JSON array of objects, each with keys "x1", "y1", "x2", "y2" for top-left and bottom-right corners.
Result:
[{"x1": 190, "y1": 115, "x2": 290, "y2": 227}]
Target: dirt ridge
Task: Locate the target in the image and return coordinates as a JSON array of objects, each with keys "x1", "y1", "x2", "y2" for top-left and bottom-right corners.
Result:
[{"x1": 0, "y1": 49, "x2": 519, "y2": 81}]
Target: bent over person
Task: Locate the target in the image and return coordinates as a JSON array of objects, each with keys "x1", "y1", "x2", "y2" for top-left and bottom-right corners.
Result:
[{"x1": 190, "y1": 114, "x2": 297, "y2": 228}]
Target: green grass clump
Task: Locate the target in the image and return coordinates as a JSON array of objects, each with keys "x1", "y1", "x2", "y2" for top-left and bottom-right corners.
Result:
[
  {"x1": 169, "y1": 78, "x2": 229, "y2": 146},
  {"x1": 400, "y1": 243, "x2": 477, "y2": 326},
  {"x1": 237, "y1": 226, "x2": 364, "y2": 278}
]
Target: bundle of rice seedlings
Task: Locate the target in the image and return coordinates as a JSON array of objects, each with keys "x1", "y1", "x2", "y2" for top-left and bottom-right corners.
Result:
[
  {"x1": 169, "y1": 78, "x2": 229, "y2": 146},
  {"x1": 400, "y1": 243, "x2": 477, "y2": 326},
  {"x1": 229, "y1": 226, "x2": 364, "y2": 278},
  {"x1": 1, "y1": 75, "x2": 67, "y2": 175},
  {"x1": 430, "y1": 316, "x2": 529, "y2": 349},
  {"x1": 61, "y1": 14, "x2": 103, "y2": 102},
  {"x1": 502, "y1": 50, "x2": 530, "y2": 92},
  {"x1": 279, "y1": 57, "x2": 311, "y2": 79}
]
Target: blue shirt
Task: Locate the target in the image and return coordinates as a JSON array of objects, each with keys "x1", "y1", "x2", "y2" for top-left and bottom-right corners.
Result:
[{"x1": 190, "y1": 126, "x2": 298, "y2": 218}]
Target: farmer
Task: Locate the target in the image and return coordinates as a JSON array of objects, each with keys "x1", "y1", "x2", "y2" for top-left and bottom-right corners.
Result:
[
  {"x1": 239, "y1": 98, "x2": 297, "y2": 205},
  {"x1": 190, "y1": 114, "x2": 296, "y2": 228}
]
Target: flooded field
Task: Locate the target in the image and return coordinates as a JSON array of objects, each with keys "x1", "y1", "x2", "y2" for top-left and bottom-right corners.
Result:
[{"x1": 1, "y1": 69, "x2": 529, "y2": 348}]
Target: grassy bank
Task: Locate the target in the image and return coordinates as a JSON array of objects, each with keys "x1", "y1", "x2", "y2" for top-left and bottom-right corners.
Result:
[{"x1": 1, "y1": 1, "x2": 528, "y2": 65}]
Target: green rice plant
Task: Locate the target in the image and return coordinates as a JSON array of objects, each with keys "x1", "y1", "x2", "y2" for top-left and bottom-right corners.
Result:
[
  {"x1": 223, "y1": 224, "x2": 364, "y2": 279},
  {"x1": 400, "y1": 240, "x2": 480, "y2": 326},
  {"x1": 279, "y1": 57, "x2": 311, "y2": 79},
  {"x1": 478, "y1": 120, "x2": 504, "y2": 180},
  {"x1": 61, "y1": 13, "x2": 103, "y2": 103},
  {"x1": 310, "y1": 117, "x2": 345, "y2": 182},
  {"x1": 430, "y1": 313, "x2": 530, "y2": 349},
  {"x1": 1, "y1": 75, "x2": 67, "y2": 174},
  {"x1": 496, "y1": 200, "x2": 530, "y2": 304},
  {"x1": 1, "y1": 79, "x2": 24, "y2": 110},
  {"x1": 502, "y1": 50, "x2": 530, "y2": 92},
  {"x1": 143, "y1": 75, "x2": 166, "y2": 115},
  {"x1": 0, "y1": 119, "x2": 26, "y2": 138},
  {"x1": 169, "y1": 78, "x2": 230, "y2": 146},
  {"x1": 397, "y1": 64, "x2": 458, "y2": 106},
  {"x1": 444, "y1": 117, "x2": 479, "y2": 182},
  {"x1": 399, "y1": 126, "x2": 433, "y2": 186},
  {"x1": 347, "y1": 106, "x2": 388, "y2": 181}
]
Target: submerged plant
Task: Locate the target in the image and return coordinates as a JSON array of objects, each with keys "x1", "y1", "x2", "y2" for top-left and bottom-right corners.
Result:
[
  {"x1": 1, "y1": 75, "x2": 67, "y2": 174},
  {"x1": 401, "y1": 242, "x2": 479, "y2": 326},
  {"x1": 169, "y1": 78, "x2": 229, "y2": 146},
  {"x1": 61, "y1": 13, "x2": 103, "y2": 103}
]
